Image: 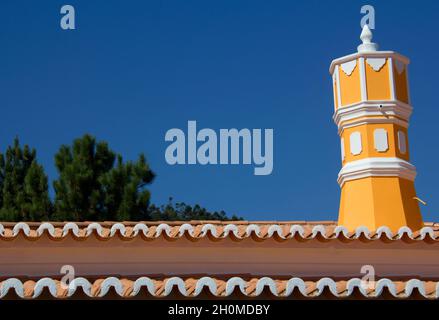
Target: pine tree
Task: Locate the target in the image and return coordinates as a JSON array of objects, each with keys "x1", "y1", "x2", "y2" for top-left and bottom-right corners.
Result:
[
  {"x1": 147, "y1": 197, "x2": 242, "y2": 221},
  {"x1": 22, "y1": 162, "x2": 51, "y2": 220},
  {"x1": 53, "y1": 134, "x2": 155, "y2": 221},
  {"x1": 0, "y1": 138, "x2": 51, "y2": 221},
  {"x1": 100, "y1": 154, "x2": 155, "y2": 221},
  {"x1": 0, "y1": 135, "x2": 241, "y2": 222},
  {"x1": 53, "y1": 134, "x2": 116, "y2": 220}
]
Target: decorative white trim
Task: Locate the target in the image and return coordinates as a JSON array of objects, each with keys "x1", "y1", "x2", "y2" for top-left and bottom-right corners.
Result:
[
  {"x1": 340, "y1": 138, "x2": 345, "y2": 161},
  {"x1": 179, "y1": 223, "x2": 195, "y2": 237},
  {"x1": 267, "y1": 224, "x2": 283, "y2": 238},
  {"x1": 375, "y1": 279, "x2": 398, "y2": 297},
  {"x1": 68, "y1": 277, "x2": 93, "y2": 297},
  {"x1": 225, "y1": 277, "x2": 247, "y2": 296},
  {"x1": 255, "y1": 277, "x2": 278, "y2": 296},
  {"x1": 37, "y1": 222, "x2": 56, "y2": 237},
  {"x1": 311, "y1": 225, "x2": 327, "y2": 237},
  {"x1": 99, "y1": 277, "x2": 124, "y2": 297},
  {"x1": 289, "y1": 225, "x2": 305, "y2": 238},
  {"x1": 335, "y1": 65, "x2": 342, "y2": 108},
  {"x1": 398, "y1": 130, "x2": 407, "y2": 154},
  {"x1": 330, "y1": 51, "x2": 409, "y2": 75},
  {"x1": 0, "y1": 278, "x2": 24, "y2": 299},
  {"x1": 335, "y1": 98, "x2": 412, "y2": 113},
  {"x1": 223, "y1": 224, "x2": 239, "y2": 237},
  {"x1": 374, "y1": 129, "x2": 389, "y2": 152},
  {"x1": 62, "y1": 222, "x2": 80, "y2": 237},
  {"x1": 366, "y1": 58, "x2": 386, "y2": 71},
  {"x1": 338, "y1": 157, "x2": 417, "y2": 186},
  {"x1": 155, "y1": 223, "x2": 172, "y2": 237},
  {"x1": 359, "y1": 58, "x2": 367, "y2": 101},
  {"x1": 333, "y1": 226, "x2": 350, "y2": 238},
  {"x1": 246, "y1": 224, "x2": 261, "y2": 237},
  {"x1": 349, "y1": 132, "x2": 362, "y2": 155},
  {"x1": 405, "y1": 279, "x2": 426, "y2": 297},
  {"x1": 131, "y1": 277, "x2": 156, "y2": 297},
  {"x1": 164, "y1": 277, "x2": 187, "y2": 296},
  {"x1": 346, "y1": 278, "x2": 368, "y2": 297},
  {"x1": 284, "y1": 278, "x2": 307, "y2": 297},
  {"x1": 316, "y1": 278, "x2": 339, "y2": 296},
  {"x1": 201, "y1": 223, "x2": 218, "y2": 237},
  {"x1": 110, "y1": 223, "x2": 126, "y2": 237},
  {"x1": 132, "y1": 223, "x2": 149, "y2": 237},
  {"x1": 0, "y1": 222, "x2": 436, "y2": 241},
  {"x1": 33, "y1": 278, "x2": 58, "y2": 298},
  {"x1": 194, "y1": 276, "x2": 217, "y2": 296},
  {"x1": 355, "y1": 226, "x2": 372, "y2": 239},
  {"x1": 340, "y1": 60, "x2": 357, "y2": 76},
  {"x1": 333, "y1": 100, "x2": 412, "y2": 131},
  {"x1": 0, "y1": 275, "x2": 436, "y2": 299},
  {"x1": 396, "y1": 226, "x2": 414, "y2": 240},
  {"x1": 86, "y1": 223, "x2": 104, "y2": 237},
  {"x1": 332, "y1": 73, "x2": 337, "y2": 111},
  {"x1": 388, "y1": 58, "x2": 396, "y2": 100},
  {"x1": 13, "y1": 222, "x2": 30, "y2": 237},
  {"x1": 334, "y1": 100, "x2": 413, "y2": 122},
  {"x1": 419, "y1": 227, "x2": 436, "y2": 240},
  {"x1": 376, "y1": 226, "x2": 394, "y2": 239}
]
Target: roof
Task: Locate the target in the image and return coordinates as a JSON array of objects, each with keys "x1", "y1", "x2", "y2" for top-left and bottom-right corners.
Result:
[
  {"x1": 1, "y1": 276, "x2": 437, "y2": 299},
  {"x1": 0, "y1": 277, "x2": 439, "y2": 299},
  {"x1": 1, "y1": 220, "x2": 439, "y2": 241},
  {"x1": 1, "y1": 220, "x2": 439, "y2": 300}
]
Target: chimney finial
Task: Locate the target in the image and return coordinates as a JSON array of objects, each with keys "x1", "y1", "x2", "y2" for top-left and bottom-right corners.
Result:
[{"x1": 357, "y1": 24, "x2": 378, "y2": 52}]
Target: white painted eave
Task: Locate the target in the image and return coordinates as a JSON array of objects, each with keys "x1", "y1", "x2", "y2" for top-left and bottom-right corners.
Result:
[{"x1": 329, "y1": 51, "x2": 410, "y2": 75}]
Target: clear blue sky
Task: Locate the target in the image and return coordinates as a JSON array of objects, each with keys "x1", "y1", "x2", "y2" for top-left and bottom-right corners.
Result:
[{"x1": 0, "y1": 0, "x2": 438, "y2": 222}]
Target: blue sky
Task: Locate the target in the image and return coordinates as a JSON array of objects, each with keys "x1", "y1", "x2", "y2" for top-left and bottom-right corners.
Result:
[{"x1": 0, "y1": 0, "x2": 438, "y2": 221}]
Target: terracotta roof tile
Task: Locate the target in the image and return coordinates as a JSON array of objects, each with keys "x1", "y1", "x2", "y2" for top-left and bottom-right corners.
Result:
[
  {"x1": 1, "y1": 276, "x2": 437, "y2": 299},
  {"x1": 0, "y1": 221, "x2": 438, "y2": 241},
  {"x1": 424, "y1": 281, "x2": 437, "y2": 296}
]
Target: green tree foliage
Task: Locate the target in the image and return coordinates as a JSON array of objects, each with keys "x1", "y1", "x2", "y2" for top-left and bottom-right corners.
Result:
[
  {"x1": 53, "y1": 134, "x2": 155, "y2": 221},
  {"x1": 0, "y1": 135, "x2": 242, "y2": 222},
  {"x1": 100, "y1": 154, "x2": 155, "y2": 221},
  {"x1": 148, "y1": 198, "x2": 242, "y2": 221},
  {"x1": 0, "y1": 138, "x2": 51, "y2": 221}
]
